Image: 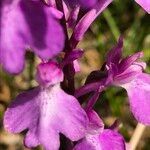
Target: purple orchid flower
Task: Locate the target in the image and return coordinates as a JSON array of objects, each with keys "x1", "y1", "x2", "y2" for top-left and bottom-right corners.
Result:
[
  {"x1": 4, "y1": 61, "x2": 88, "y2": 150},
  {"x1": 74, "y1": 110, "x2": 126, "y2": 150},
  {"x1": 135, "y1": 0, "x2": 150, "y2": 14},
  {"x1": 0, "y1": 0, "x2": 64, "y2": 74},
  {"x1": 75, "y1": 37, "x2": 150, "y2": 125},
  {"x1": 106, "y1": 37, "x2": 150, "y2": 125}
]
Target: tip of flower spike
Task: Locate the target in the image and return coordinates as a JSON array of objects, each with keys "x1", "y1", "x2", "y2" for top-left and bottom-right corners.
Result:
[
  {"x1": 36, "y1": 61, "x2": 64, "y2": 87},
  {"x1": 106, "y1": 36, "x2": 123, "y2": 65}
]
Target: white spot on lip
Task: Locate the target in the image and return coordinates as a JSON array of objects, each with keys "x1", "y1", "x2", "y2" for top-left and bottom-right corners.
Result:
[{"x1": 39, "y1": 85, "x2": 60, "y2": 128}]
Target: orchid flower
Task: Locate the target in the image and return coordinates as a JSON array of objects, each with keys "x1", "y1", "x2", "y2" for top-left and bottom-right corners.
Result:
[
  {"x1": 2, "y1": 0, "x2": 150, "y2": 149},
  {"x1": 76, "y1": 37, "x2": 150, "y2": 125},
  {"x1": 4, "y1": 61, "x2": 88, "y2": 150},
  {"x1": 74, "y1": 110, "x2": 126, "y2": 150},
  {"x1": 0, "y1": 0, "x2": 64, "y2": 74},
  {"x1": 106, "y1": 37, "x2": 150, "y2": 125}
]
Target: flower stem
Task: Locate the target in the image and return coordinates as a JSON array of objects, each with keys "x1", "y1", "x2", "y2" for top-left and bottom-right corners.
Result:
[{"x1": 129, "y1": 123, "x2": 146, "y2": 150}]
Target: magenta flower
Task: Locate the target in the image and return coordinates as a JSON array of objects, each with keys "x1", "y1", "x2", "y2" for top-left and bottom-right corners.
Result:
[
  {"x1": 0, "y1": 0, "x2": 64, "y2": 74},
  {"x1": 76, "y1": 37, "x2": 150, "y2": 125},
  {"x1": 106, "y1": 37, "x2": 150, "y2": 125},
  {"x1": 74, "y1": 110, "x2": 125, "y2": 150},
  {"x1": 4, "y1": 61, "x2": 88, "y2": 150}
]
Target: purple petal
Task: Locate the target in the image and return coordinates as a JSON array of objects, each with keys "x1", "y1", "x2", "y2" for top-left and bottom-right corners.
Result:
[
  {"x1": 121, "y1": 73, "x2": 150, "y2": 125},
  {"x1": 4, "y1": 87, "x2": 41, "y2": 133},
  {"x1": 73, "y1": 60, "x2": 81, "y2": 72},
  {"x1": 74, "y1": 109, "x2": 125, "y2": 150},
  {"x1": 79, "y1": 0, "x2": 98, "y2": 9},
  {"x1": 118, "y1": 51, "x2": 143, "y2": 73},
  {"x1": 0, "y1": 46, "x2": 25, "y2": 74},
  {"x1": 43, "y1": 0, "x2": 56, "y2": 6},
  {"x1": 114, "y1": 61, "x2": 146, "y2": 85},
  {"x1": 36, "y1": 62, "x2": 64, "y2": 87},
  {"x1": 0, "y1": 0, "x2": 64, "y2": 74},
  {"x1": 68, "y1": 6, "x2": 80, "y2": 28},
  {"x1": 74, "y1": 129, "x2": 125, "y2": 150},
  {"x1": 86, "y1": 110, "x2": 104, "y2": 134},
  {"x1": 106, "y1": 36, "x2": 123, "y2": 66},
  {"x1": 74, "y1": 134, "x2": 102, "y2": 150},
  {"x1": 24, "y1": 127, "x2": 40, "y2": 148},
  {"x1": 99, "y1": 129, "x2": 126, "y2": 150},
  {"x1": 71, "y1": 0, "x2": 112, "y2": 42},
  {"x1": 4, "y1": 85, "x2": 88, "y2": 149},
  {"x1": 64, "y1": 0, "x2": 79, "y2": 9},
  {"x1": 65, "y1": 0, "x2": 98, "y2": 9},
  {"x1": 62, "y1": 49, "x2": 83, "y2": 67},
  {"x1": 49, "y1": 7, "x2": 63, "y2": 19},
  {"x1": 135, "y1": 0, "x2": 150, "y2": 14}
]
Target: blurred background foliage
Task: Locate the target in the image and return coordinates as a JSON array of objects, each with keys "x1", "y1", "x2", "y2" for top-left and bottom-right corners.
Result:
[{"x1": 0, "y1": 0, "x2": 150, "y2": 149}]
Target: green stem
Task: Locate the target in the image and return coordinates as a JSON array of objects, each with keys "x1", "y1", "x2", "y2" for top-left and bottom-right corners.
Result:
[{"x1": 103, "y1": 9, "x2": 120, "y2": 41}]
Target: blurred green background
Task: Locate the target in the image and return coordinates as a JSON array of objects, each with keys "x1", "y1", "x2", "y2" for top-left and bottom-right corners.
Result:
[{"x1": 0, "y1": 0, "x2": 150, "y2": 149}]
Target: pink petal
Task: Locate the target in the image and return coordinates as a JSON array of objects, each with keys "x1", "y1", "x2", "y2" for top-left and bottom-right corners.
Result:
[
  {"x1": 36, "y1": 62, "x2": 64, "y2": 87},
  {"x1": 4, "y1": 87, "x2": 41, "y2": 133},
  {"x1": 86, "y1": 110, "x2": 104, "y2": 134},
  {"x1": 99, "y1": 129, "x2": 125, "y2": 150},
  {"x1": 106, "y1": 36, "x2": 123, "y2": 66},
  {"x1": 73, "y1": 60, "x2": 81, "y2": 72},
  {"x1": 135, "y1": 0, "x2": 150, "y2": 14},
  {"x1": 122, "y1": 73, "x2": 150, "y2": 125},
  {"x1": 74, "y1": 129, "x2": 125, "y2": 150}
]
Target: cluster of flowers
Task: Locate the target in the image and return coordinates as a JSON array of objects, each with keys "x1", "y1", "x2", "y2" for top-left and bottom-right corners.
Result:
[{"x1": 0, "y1": 0, "x2": 150, "y2": 150}]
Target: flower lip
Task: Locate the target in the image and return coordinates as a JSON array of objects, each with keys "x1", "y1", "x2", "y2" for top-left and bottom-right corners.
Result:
[{"x1": 36, "y1": 61, "x2": 64, "y2": 87}]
